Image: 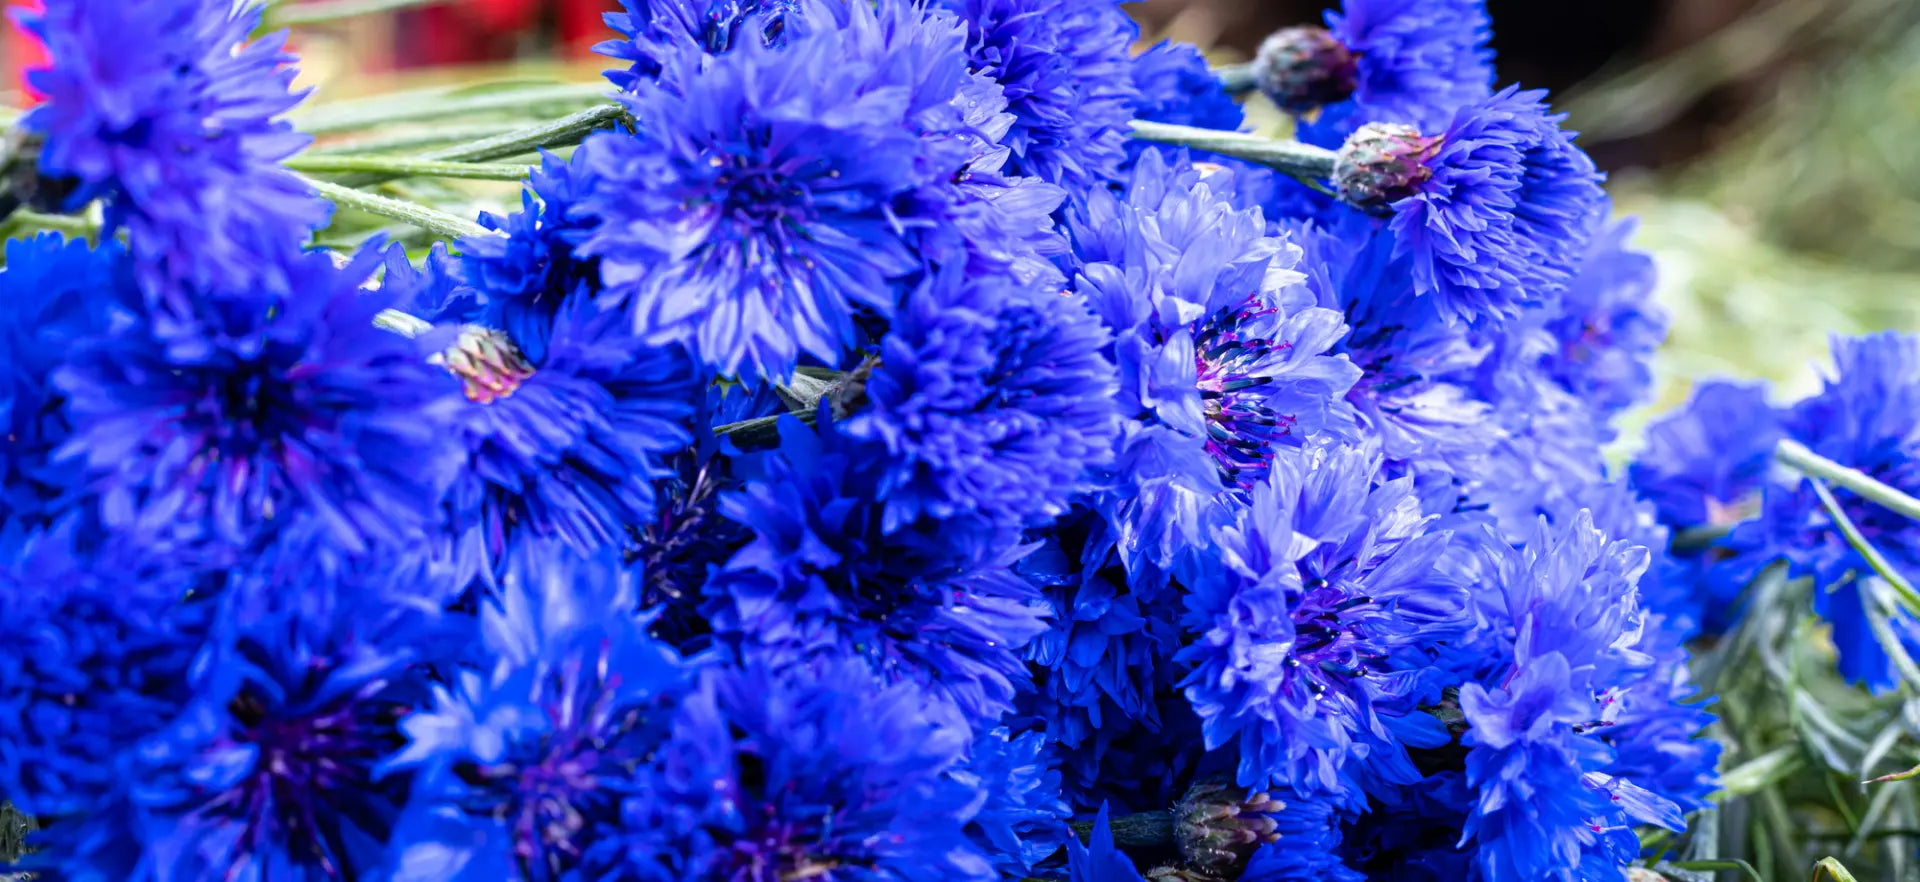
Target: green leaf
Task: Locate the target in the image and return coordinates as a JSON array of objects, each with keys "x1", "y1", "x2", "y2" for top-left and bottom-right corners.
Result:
[{"x1": 1812, "y1": 856, "x2": 1862, "y2": 882}]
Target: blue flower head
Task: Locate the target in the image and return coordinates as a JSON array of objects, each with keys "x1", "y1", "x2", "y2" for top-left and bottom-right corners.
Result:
[
  {"x1": 955, "y1": 726, "x2": 1071, "y2": 877},
  {"x1": 604, "y1": 655, "x2": 996, "y2": 881},
  {"x1": 44, "y1": 535, "x2": 460, "y2": 881},
  {"x1": 0, "y1": 233, "x2": 129, "y2": 532},
  {"x1": 1238, "y1": 788, "x2": 1364, "y2": 882},
  {"x1": 579, "y1": 0, "x2": 1005, "y2": 381},
  {"x1": 833, "y1": 267, "x2": 1121, "y2": 534},
  {"x1": 1724, "y1": 333, "x2": 1920, "y2": 690},
  {"x1": 941, "y1": 0, "x2": 1140, "y2": 191},
  {"x1": 0, "y1": 530, "x2": 211, "y2": 823},
  {"x1": 1259, "y1": 0, "x2": 1494, "y2": 145},
  {"x1": 1129, "y1": 41, "x2": 1245, "y2": 163},
  {"x1": 430, "y1": 297, "x2": 699, "y2": 580},
  {"x1": 1176, "y1": 444, "x2": 1467, "y2": 800},
  {"x1": 1289, "y1": 214, "x2": 1497, "y2": 487},
  {"x1": 1335, "y1": 86, "x2": 1606, "y2": 326},
  {"x1": 1541, "y1": 213, "x2": 1667, "y2": 419},
  {"x1": 382, "y1": 539, "x2": 700, "y2": 882},
  {"x1": 597, "y1": 0, "x2": 802, "y2": 90},
  {"x1": 1454, "y1": 512, "x2": 1688, "y2": 882},
  {"x1": 1016, "y1": 512, "x2": 1188, "y2": 791},
  {"x1": 17, "y1": 0, "x2": 330, "y2": 293},
  {"x1": 48, "y1": 247, "x2": 466, "y2": 564},
  {"x1": 711, "y1": 417, "x2": 1050, "y2": 722},
  {"x1": 1630, "y1": 381, "x2": 1781, "y2": 530},
  {"x1": 460, "y1": 149, "x2": 606, "y2": 366},
  {"x1": 1069, "y1": 150, "x2": 1361, "y2": 569}
]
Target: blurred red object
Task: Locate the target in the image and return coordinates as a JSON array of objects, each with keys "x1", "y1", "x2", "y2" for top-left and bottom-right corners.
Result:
[
  {"x1": 8, "y1": 0, "x2": 49, "y2": 103},
  {"x1": 409, "y1": 0, "x2": 616, "y2": 67}
]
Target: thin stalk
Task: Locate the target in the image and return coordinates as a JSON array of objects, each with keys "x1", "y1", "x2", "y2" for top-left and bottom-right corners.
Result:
[
  {"x1": 306, "y1": 177, "x2": 496, "y2": 241},
  {"x1": 295, "y1": 82, "x2": 610, "y2": 135},
  {"x1": 310, "y1": 123, "x2": 525, "y2": 156},
  {"x1": 1127, "y1": 119, "x2": 1336, "y2": 182},
  {"x1": 266, "y1": 0, "x2": 446, "y2": 26},
  {"x1": 331, "y1": 104, "x2": 628, "y2": 189},
  {"x1": 1067, "y1": 810, "x2": 1175, "y2": 851},
  {"x1": 1777, "y1": 438, "x2": 1920, "y2": 523},
  {"x1": 1, "y1": 208, "x2": 98, "y2": 239},
  {"x1": 287, "y1": 154, "x2": 531, "y2": 181},
  {"x1": 1805, "y1": 477, "x2": 1920, "y2": 615},
  {"x1": 1216, "y1": 61, "x2": 1258, "y2": 95}
]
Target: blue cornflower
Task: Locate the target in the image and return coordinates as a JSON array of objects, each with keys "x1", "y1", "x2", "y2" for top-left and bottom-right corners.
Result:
[
  {"x1": 1631, "y1": 381, "x2": 1781, "y2": 531},
  {"x1": 1239, "y1": 789, "x2": 1364, "y2": 882},
  {"x1": 382, "y1": 540, "x2": 700, "y2": 882},
  {"x1": 1333, "y1": 86, "x2": 1606, "y2": 326},
  {"x1": 1289, "y1": 215, "x2": 1497, "y2": 490},
  {"x1": 1540, "y1": 213, "x2": 1667, "y2": 419},
  {"x1": 48, "y1": 247, "x2": 465, "y2": 563},
  {"x1": 578, "y1": 0, "x2": 1003, "y2": 380},
  {"x1": 1065, "y1": 804, "x2": 1149, "y2": 882},
  {"x1": 0, "y1": 233, "x2": 127, "y2": 531},
  {"x1": 1257, "y1": 0, "x2": 1494, "y2": 145},
  {"x1": 1069, "y1": 150, "x2": 1360, "y2": 569},
  {"x1": 940, "y1": 0, "x2": 1139, "y2": 191},
  {"x1": 710, "y1": 417, "x2": 1050, "y2": 722},
  {"x1": 1335, "y1": 772, "x2": 1476, "y2": 881},
  {"x1": 460, "y1": 149, "x2": 606, "y2": 366},
  {"x1": 45, "y1": 536, "x2": 460, "y2": 881},
  {"x1": 597, "y1": 0, "x2": 801, "y2": 89},
  {"x1": 1176, "y1": 444, "x2": 1466, "y2": 800},
  {"x1": 833, "y1": 268, "x2": 1121, "y2": 533},
  {"x1": 955, "y1": 726, "x2": 1071, "y2": 877},
  {"x1": 0, "y1": 529, "x2": 210, "y2": 824},
  {"x1": 1454, "y1": 512, "x2": 1688, "y2": 882},
  {"x1": 1723, "y1": 333, "x2": 1920, "y2": 690},
  {"x1": 602, "y1": 655, "x2": 996, "y2": 881},
  {"x1": 1130, "y1": 41, "x2": 1245, "y2": 163},
  {"x1": 18, "y1": 0, "x2": 330, "y2": 294},
  {"x1": 1015, "y1": 512, "x2": 1189, "y2": 800},
  {"x1": 432, "y1": 297, "x2": 698, "y2": 578}
]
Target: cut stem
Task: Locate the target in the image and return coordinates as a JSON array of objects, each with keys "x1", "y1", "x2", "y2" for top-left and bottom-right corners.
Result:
[
  {"x1": 295, "y1": 82, "x2": 610, "y2": 135},
  {"x1": 330, "y1": 103, "x2": 628, "y2": 189},
  {"x1": 305, "y1": 177, "x2": 497, "y2": 241},
  {"x1": 1776, "y1": 438, "x2": 1920, "y2": 523},
  {"x1": 1216, "y1": 61, "x2": 1259, "y2": 95},
  {"x1": 287, "y1": 155, "x2": 531, "y2": 181},
  {"x1": 1127, "y1": 120, "x2": 1336, "y2": 182}
]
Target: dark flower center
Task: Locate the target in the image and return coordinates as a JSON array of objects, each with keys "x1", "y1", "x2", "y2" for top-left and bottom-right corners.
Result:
[
  {"x1": 1193, "y1": 299, "x2": 1297, "y2": 488},
  {"x1": 223, "y1": 684, "x2": 407, "y2": 874}
]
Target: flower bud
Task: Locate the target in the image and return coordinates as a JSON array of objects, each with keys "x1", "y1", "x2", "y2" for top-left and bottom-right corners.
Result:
[
  {"x1": 1173, "y1": 777, "x2": 1283, "y2": 876},
  {"x1": 831, "y1": 355, "x2": 881, "y2": 420},
  {"x1": 1332, "y1": 122, "x2": 1442, "y2": 215},
  {"x1": 1252, "y1": 26, "x2": 1359, "y2": 114},
  {"x1": 438, "y1": 326, "x2": 537, "y2": 404}
]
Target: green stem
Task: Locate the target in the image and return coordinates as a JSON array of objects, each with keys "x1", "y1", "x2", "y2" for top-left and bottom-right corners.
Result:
[
  {"x1": 1, "y1": 208, "x2": 98, "y2": 239},
  {"x1": 265, "y1": 0, "x2": 448, "y2": 26},
  {"x1": 306, "y1": 177, "x2": 496, "y2": 241},
  {"x1": 1126, "y1": 119, "x2": 1336, "y2": 182},
  {"x1": 373, "y1": 309, "x2": 435, "y2": 337},
  {"x1": 1216, "y1": 62, "x2": 1258, "y2": 95},
  {"x1": 287, "y1": 154, "x2": 531, "y2": 181},
  {"x1": 295, "y1": 82, "x2": 610, "y2": 135},
  {"x1": 311, "y1": 123, "x2": 527, "y2": 156},
  {"x1": 1806, "y1": 477, "x2": 1920, "y2": 616},
  {"x1": 1066, "y1": 810, "x2": 1175, "y2": 851},
  {"x1": 331, "y1": 104, "x2": 628, "y2": 189},
  {"x1": 1776, "y1": 438, "x2": 1920, "y2": 523}
]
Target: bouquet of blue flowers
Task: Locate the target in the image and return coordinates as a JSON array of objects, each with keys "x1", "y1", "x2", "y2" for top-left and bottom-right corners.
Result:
[{"x1": 2, "y1": 0, "x2": 1916, "y2": 879}]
